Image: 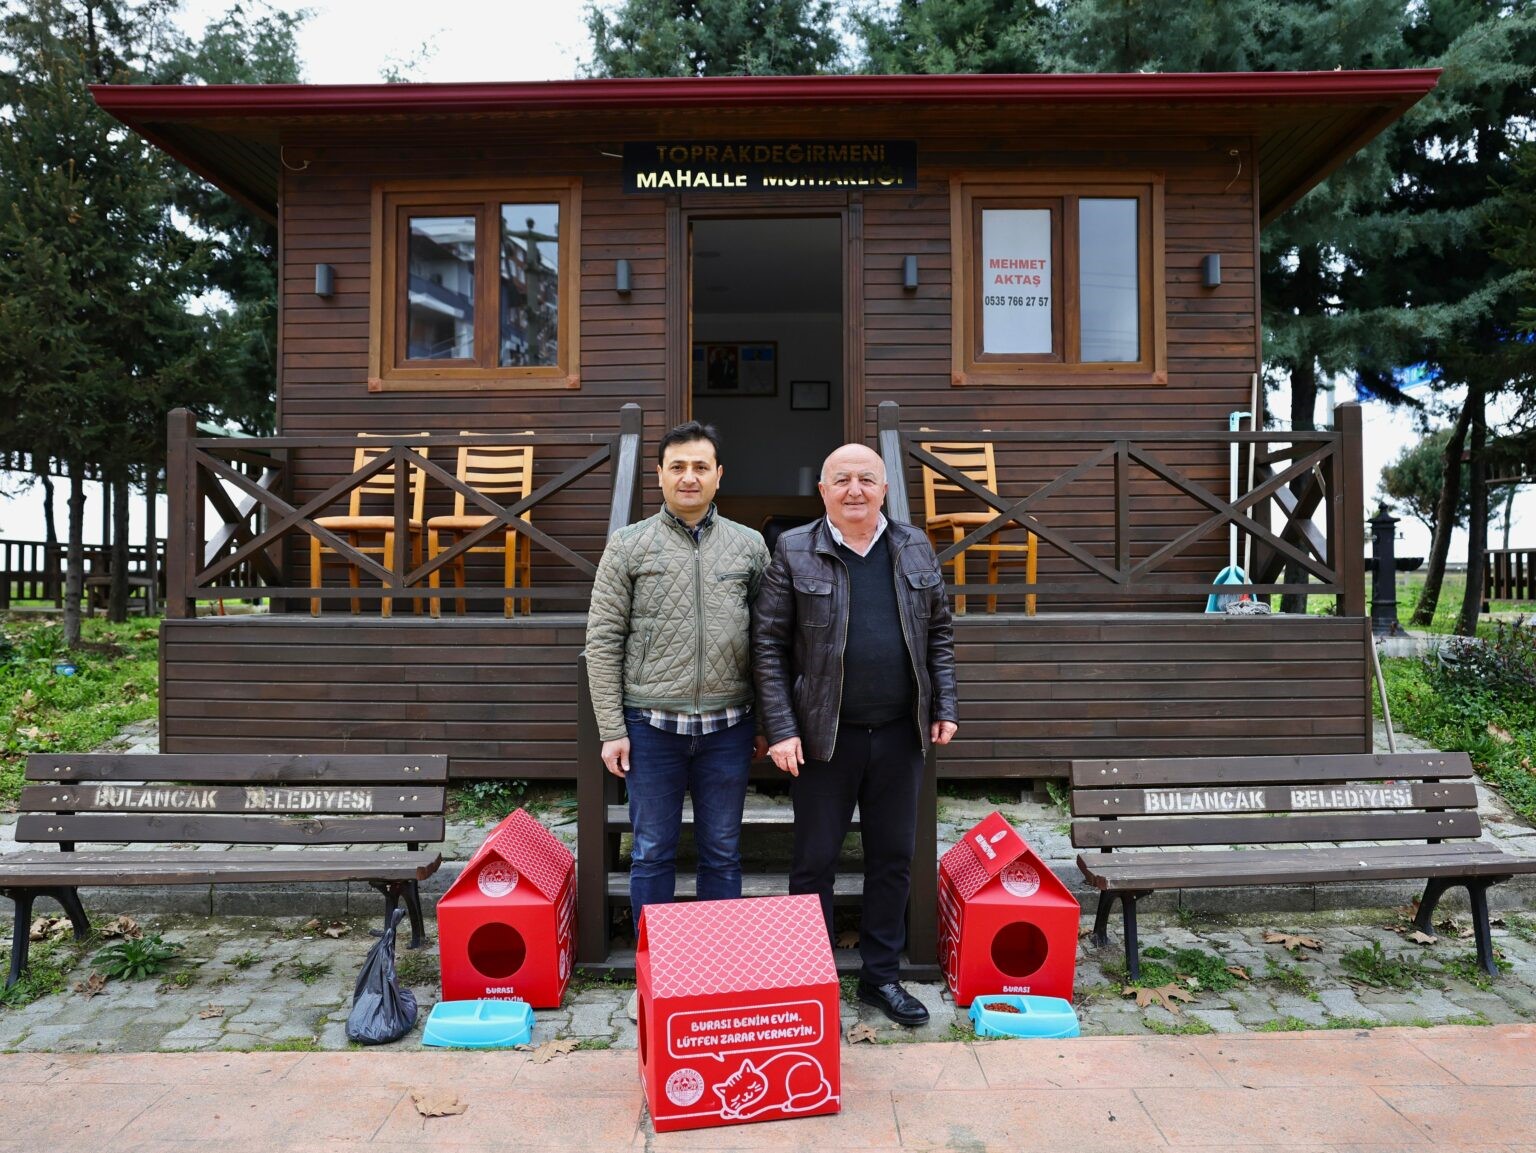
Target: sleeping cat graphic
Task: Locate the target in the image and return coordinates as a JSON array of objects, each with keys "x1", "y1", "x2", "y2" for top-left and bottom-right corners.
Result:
[{"x1": 711, "y1": 1052, "x2": 835, "y2": 1120}]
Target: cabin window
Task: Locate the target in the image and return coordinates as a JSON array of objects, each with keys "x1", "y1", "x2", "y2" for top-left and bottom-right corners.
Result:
[
  {"x1": 951, "y1": 174, "x2": 1165, "y2": 386},
  {"x1": 370, "y1": 179, "x2": 581, "y2": 390}
]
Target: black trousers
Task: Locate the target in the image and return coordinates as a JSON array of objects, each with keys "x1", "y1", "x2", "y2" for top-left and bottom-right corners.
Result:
[{"x1": 789, "y1": 715, "x2": 922, "y2": 984}]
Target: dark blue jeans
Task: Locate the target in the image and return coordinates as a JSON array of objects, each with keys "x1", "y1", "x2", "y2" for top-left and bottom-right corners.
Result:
[{"x1": 623, "y1": 709, "x2": 754, "y2": 930}]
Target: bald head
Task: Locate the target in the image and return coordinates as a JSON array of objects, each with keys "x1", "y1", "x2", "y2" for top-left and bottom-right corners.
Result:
[{"x1": 819, "y1": 443, "x2": 888, "y2": 540}]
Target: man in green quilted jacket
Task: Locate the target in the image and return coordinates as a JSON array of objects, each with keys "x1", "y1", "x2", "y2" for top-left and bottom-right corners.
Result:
[{"x1": 585, "y1": 421, "x2": 770, "y2": 938}]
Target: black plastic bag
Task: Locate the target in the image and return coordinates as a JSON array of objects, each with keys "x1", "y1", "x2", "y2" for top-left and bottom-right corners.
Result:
[{"x1": 346, "y1": 907, "x2": 418, "y2": 1045}]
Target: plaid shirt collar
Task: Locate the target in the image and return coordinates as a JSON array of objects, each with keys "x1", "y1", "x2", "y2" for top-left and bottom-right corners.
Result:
[{"x1": 663, "y1": 502, "x2": 716, "y2": 542}]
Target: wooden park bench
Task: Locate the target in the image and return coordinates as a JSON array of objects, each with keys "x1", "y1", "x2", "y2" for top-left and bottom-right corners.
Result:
[
  {"x1": 1071, "y1": 752, "x2": 1536, "y2": 980},
  {"x1": 1, "y1": 753, "x2": 447, "y2": 988}
]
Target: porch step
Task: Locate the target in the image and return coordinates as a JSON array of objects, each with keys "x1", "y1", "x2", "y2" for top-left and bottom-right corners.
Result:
[{"x1": 603, "y1": 804, "x2": 858, "y2": 828}]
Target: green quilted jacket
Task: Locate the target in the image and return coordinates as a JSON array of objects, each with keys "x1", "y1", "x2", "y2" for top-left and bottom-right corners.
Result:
[{"x1": 585, "y1": 508, "x2": 770, "y2": 740}]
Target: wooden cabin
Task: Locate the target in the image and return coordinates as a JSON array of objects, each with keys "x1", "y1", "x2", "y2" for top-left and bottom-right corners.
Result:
[{"x1": 95, "y1": 71, "x2": 1437, "y2": 783}]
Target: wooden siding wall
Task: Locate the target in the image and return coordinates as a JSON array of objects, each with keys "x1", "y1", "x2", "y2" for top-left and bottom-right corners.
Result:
[
  {"x1": 159, "y1": 614, "x2": 1369, "y2": 779},
  {"x1": 279, "y1": 121, "x2": 1259, "y2": 605}
]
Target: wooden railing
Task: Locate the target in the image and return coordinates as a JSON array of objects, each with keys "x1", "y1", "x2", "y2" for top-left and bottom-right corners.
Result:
[
  {"x1": 876, "y1": 400, "x2": 1365, "y2": 614},
  {"x1": 1485, "y1": 548, "x2": 1535, "y2": 604},
  {"x1": 163, "y1": 404, "x2": 644, "y2": 618},
  {"x1": 0, "y1": 539, "x2": 165, "y2": 611}
]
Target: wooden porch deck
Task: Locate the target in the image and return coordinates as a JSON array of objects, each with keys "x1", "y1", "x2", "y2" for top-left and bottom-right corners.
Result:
[{"x1": 159, "y1": 610, "x2": 1370, "y2": 780}]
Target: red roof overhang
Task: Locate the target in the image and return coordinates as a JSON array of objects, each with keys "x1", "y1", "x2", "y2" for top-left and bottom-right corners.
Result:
[{"x1": 91, "y1": 70, "x2": 1438, "y2": 225}]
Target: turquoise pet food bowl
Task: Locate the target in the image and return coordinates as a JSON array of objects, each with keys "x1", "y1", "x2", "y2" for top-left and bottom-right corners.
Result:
[
  {"x1": 422, "y1": 999, "x2": 534, "y2": 1049},
  {"x1": 968, "y1": 994, "x2": 1080, "y2": 1039}
]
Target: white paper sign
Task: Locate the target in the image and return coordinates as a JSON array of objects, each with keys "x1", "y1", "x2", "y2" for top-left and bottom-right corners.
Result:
[{"x1": 981, "y1": 209, "x2": 1052, "y2": 354}]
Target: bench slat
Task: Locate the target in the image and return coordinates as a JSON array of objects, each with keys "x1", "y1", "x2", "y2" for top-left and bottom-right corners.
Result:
[
  {"x1": 19, "y1": 784, "x2": 446, "y2": 816},
  {"x1": 0, "y1": 850, "x2": 442, "y2": 887},
  {"x1": 1077, "y1": 843, "x2": 1535, "y2": 890},
  {"x1": 16, "y1": 813, "x2": 445, "y2": 846},
  {"x1": 1071, "y1": 781, "x2": 1476, "y2": 818},
  {"x1": 1071, "y1": 752, "x2": 1473, "y2": 788},
  {"x1": 1072, "y1": 809, "x2": 1480, "y2": 849},
  {"x1": 25, "y1": 754, "x2": 449, "y2": 784}
]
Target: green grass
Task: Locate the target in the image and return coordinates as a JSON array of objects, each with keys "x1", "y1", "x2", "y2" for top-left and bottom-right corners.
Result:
[
  {"x1": 1339, "y1": 940, "x2": 1438, "y2": 991},
  {"x1": 1441, "y1": 951, "x2": 1511, "y2": 991},
  {"x1": 1262, "y1": 956, "x2": 1318, "y2": 999},
  {"x1": 228, "y1": 950, "x2": 263, "y2": 971},
  {"x1": 282, "y1": 959, "x2": 332, "y2": 986},
  {"x1": 1118, "y1": 946, "x2": 1242, "y2": 993},
  {"x1": 0, "y1": 616, "x2": 160, "y2": 806},
  {"x1": 0, "y1": 933, "x2": 93, "y2": 1007},
  {"x1": 246, "y1": 1037, "x2": 322, "y2": 1052},
  {"x1": 1144, "y1": 1016, "x2": 1215, "y2": 1036},
  {"x1": 393, "y1": 949, "x2": 439, "y2": 987},
  {"x1": 566, "y1": 967, "x2": 635, "y2": 996}
]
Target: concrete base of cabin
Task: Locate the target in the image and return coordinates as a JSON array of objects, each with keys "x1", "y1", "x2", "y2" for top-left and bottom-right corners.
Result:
[{"x1": 159, "y1": 611, "x2": 1372, "y2": 780}]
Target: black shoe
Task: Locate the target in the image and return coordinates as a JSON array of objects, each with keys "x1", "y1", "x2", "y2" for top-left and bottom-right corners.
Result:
[{"x1": 857, "y1": 980, "x2": 929, "y2": 1026}]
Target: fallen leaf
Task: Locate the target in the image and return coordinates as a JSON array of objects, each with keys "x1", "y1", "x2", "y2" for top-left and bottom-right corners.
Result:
[
  {"x1": 410, "y1": 1090, "x2": 466, "y2": 1118},
  {"x1": 18, "y1": 726, "x2": 44, "y2": 740},
  {"x1": 1263, "y1": 931, "x2": 1323, "y2": 952},
  {"x1": 1123, "y1": 983, "x2": 1196, "y2": 1013},
  {"x1": 847, "y1": 1022, "x2": 879, "y2": 1044},
  {"x1": 74, "y1": 972, "x2": 106, "y2": 998},
  {"x1": 1488, "y1": 723, "x2": 1513, "y2": 744},
  {"x1": 99, "y1": 915, "x2": 142, "y2": 940},
  {"x1": 1181, "y1": 976, "x2": 1201, "y2": 991},
  {"x1": 529, "y1": 1038, "x2": 580, "y2": 1065},
  {"x1": 1225, "y1": 965, "x2": 1250, "y2": 981},
  {"x1": 301, "y1": 918, "x2": 321, "y2": 932},
  {"x1": 18, "y1": 690, "x2": 36, "y2": 710},
  {"x1": 835, "y1": 929, "x2": 860, "y2": 949},
  {"x1": 321, "y1": 922, "x2": 350, "y2": 939},
  {"x1": 29, "y1": 916, "x2": 71, "y2": 942},
  {"x1": 1407, "y1": 930, "x2": 1437, "y2": 946}
]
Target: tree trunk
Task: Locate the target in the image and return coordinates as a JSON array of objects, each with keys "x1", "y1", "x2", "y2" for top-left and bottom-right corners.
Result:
[
  {"x1": 1410, "y1": 400, "x2": 1473, "y2": 627},
  {"x1": 108, "y1": 468, "x2": 131, "y2": 622},
  {"x1": 1280, "y1": 356, "x2": 1318, "y2": 616},
  {"x1": 38, "y1": 463, "x2": 60, "y2": 603},
  {"x1": 63, "y1": 461, "x2": 87, "y2": 648},
  {"x1": 1455, "y1": 389, "x2": 1487, "y2": 636},
  {"x1": 1501, "y1": 485, "x2": 1514, "y2": 551}
]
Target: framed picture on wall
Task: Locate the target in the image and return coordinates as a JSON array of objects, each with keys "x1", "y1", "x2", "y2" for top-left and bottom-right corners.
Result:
[
  {"x1": 692, "y1": 341, "x2": 777, "y2": 396},
  {"x1": 790, "y1": 380, "x2": 831, "y2": 411}
]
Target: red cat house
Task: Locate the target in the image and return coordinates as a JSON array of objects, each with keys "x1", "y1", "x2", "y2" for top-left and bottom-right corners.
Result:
[
  {"x1": 938, "y1": 811, "x2": 1080, "y2": 1005},
  {"x1": 437, "y1": 809, "x2": 576, "y2": 1008},
  {"x1": 635, "y1": 894, "x2": 840, "y2": 1134}
]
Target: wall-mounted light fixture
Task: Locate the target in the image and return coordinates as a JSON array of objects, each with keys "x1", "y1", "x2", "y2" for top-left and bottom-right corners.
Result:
[
  {"x1": 615, "y1": 258, "x2": 632, "y2": 295},
  {"x1": 314, "y1": 263, "x2": 335, "y2": 298},
  {"x1": 1201, "y1": 254, "x2": 1221, "y2": 289},
  {"x1": 903, "y1": 255, "x2": 919, "y2": 291}
]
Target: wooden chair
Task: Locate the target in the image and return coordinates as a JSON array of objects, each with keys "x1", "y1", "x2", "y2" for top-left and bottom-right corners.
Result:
[
  {"x1": 309, "y1": 433, "x2": 429, "y2": 617},
  {"x1": 426, "y1": 436, "x2": 535, "y2": 617},
  {"x1": 919, "y1": 440, "x2": 1037, "y2": 615}
]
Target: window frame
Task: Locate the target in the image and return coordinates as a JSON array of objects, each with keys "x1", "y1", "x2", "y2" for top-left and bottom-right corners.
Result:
[
  {"x1": 950, "y1": 173, "x2": 1166, "y2": 387},
  {"x1": 369, "y1": 177, "x2": 581, "y2": 392}
]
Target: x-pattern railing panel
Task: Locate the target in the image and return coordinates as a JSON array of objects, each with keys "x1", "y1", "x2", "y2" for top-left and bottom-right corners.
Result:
[
  {"x1": 891, "y1": 422, "x2": 1348, "y2": 601},
  {"x1": 169, "y1": 416, "x2": 645, "y2": 614}
]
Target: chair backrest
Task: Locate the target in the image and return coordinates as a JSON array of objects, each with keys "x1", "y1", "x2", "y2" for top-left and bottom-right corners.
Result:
[
  {"x1": 349, "y1": 432, "x2": 429, "y2": 521},
  {"x1": 919, "y1": 440, "x2": 1000, "y2": 521},
  {"x1": 451, "y1": 434, "x2": 535, "y2": 519}
]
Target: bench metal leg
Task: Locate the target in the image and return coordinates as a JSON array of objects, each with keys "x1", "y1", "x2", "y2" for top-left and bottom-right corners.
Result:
[
  {"x1": 402, "y1": 881, "x2": 426, "y2": 950},
  {"x1": 53, "y1": 887, "x2": 90, "y2": 941},
  {"x1": 1467, "y1": 879, "x2": 1499, "y2": 976},
  {"x1": 368, "y1": 880, "x2": 427, "y2": 950},
  {"x1": 1413, "y1": 878, "x2": 1453, "y2": 932},
  {"x1": 1091, "y1": 893, "x2": 1115, "y2": 948},
  {"x1": 4, "y1": 890, "x2": 35, "y2": 990},
  {"x1": 1122, "y1": 893, "x2": 1143, "y2": 981}
]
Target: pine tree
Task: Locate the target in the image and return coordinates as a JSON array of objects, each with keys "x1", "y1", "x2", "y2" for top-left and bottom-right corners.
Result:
[
  {"x1": 855, "y1": 0, "x2": 1048, "y2": 73},
  {"x1": 583, "y1": 0, "x2": 845, "y2": 77}
]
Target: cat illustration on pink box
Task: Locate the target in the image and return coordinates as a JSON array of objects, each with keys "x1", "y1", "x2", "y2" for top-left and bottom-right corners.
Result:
[{"x1": 712, "y1": 1052, "x2": 835, "y2": 1121}]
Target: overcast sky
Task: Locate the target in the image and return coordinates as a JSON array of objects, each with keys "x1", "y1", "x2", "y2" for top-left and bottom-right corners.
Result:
[{"x1": 172, "y1": 0, "x2": 595, "y2": 84}]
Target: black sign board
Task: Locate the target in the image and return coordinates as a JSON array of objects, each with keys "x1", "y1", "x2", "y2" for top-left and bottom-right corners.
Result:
[{"x1": 623, "y1": 141, "x2": 918, "y2": 194}]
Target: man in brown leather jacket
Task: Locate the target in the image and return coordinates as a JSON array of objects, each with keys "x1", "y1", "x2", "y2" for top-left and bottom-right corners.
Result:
[{"x1": 752, "y1": 443, "x2": 958, "y2": 1026}]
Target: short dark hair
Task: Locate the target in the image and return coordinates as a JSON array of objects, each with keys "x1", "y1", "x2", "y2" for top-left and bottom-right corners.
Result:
[{"x1": 657, "y1": 420, "x2": 723, "y2": 465}]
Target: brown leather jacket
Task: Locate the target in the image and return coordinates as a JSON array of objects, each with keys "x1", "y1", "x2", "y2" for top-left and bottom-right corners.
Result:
[{"x1": 751, "y1": 517, "x2": 957, "y2": 763}]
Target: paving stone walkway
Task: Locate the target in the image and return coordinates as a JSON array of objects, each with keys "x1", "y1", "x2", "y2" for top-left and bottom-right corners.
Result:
[{"x1": 1, "y1": 716, "x2": 1532, "y2": 1053}]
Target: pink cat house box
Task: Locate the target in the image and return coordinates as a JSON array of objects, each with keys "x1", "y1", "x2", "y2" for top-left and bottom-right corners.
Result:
[
  {"x1": 437, "y1": 809, "x2": 575, "y2": 1009},
  {"x1": 635, "y1": 894, "x2": 840, "y2": 1133},
  {"x1": 938, "y1": 811, "x2": 1080, "y2": 1006}
]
